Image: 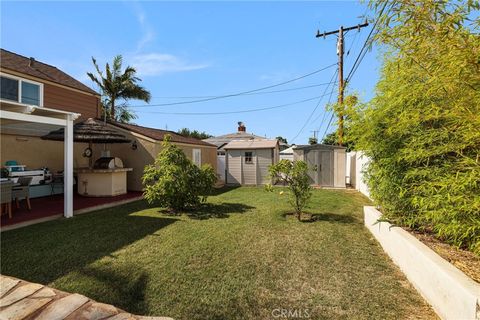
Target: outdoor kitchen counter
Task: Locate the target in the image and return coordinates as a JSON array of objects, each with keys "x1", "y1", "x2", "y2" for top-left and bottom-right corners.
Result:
[{"x1": 75, "y1": 167, "x2": 133, "y2": 197}]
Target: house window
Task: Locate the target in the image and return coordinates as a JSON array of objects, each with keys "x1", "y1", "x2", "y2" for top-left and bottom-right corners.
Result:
[
  {"x1": 0, "y1": 75, "x2": 42, "y2": 106},
  {"x1": 244, "y1": 151, "x2": 253, "y2": 164},
  {"x1": 0, "y1": 77, "x2": 18, "y2": 101},
  {"x1": 193, "y1": 149, "x2": 201, "y2": 167},
  {"x1": 21, "y1": 81, "x2": 40, "y2": 105}
]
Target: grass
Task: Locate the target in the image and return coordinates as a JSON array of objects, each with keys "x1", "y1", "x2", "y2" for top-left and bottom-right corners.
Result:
[{"x1": 1, "y1": 187, "x2": 435, "y2": 319}]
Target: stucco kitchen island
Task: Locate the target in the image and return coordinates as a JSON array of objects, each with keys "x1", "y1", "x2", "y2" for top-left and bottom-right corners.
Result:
[{"x1": 76, "y1": 167, "x2": 133, "y2": 197}]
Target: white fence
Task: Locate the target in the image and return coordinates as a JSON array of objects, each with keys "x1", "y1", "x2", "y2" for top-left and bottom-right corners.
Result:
[{"x1": 346, "y1": 151, "x2": 371, "y2": 199}]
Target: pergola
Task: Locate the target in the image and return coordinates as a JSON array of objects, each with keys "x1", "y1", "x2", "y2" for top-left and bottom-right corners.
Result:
[{"x1": 0, "y1": 101, "x2": 80, "y2": 218}]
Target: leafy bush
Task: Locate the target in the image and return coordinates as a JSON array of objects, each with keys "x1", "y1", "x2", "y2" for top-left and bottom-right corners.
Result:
[
  {"x1": 142, "y1": 136, "x2": 217, "y2": 211},
  {"x1": 348, "y1": 1, "x2": 480, "y2": 254},
  {"x1": 266, "y1": 160, "x2": 313, "y2": 220}
]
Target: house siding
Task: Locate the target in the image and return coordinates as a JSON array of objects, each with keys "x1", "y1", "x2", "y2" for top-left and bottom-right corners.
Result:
[{"x1": 43, "y1": 83, "x2": 99, "y2": 120}]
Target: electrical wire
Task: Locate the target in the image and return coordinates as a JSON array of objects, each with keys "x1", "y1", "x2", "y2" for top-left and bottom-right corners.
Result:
[
  {"x1": 345, "y1": 1, "x2": 390, "y2": 85},
  {"x1": 129, "y1": 62, "x2": 337, "y2": 108},
  {"x1": 135, "y1": 94, "x2": 334, "y2": 115},
  {"x1": 148, "y1": 82, "x2": 338, "y2": 100},
  {"x1": 322, "y1": 112, "x2": 335, "y2": 140},
  {"x1": 289, "y1": 68, "x2": 338, "y2": 144}
]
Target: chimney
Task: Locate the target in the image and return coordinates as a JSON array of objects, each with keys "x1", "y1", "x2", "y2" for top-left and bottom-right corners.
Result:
[
  {"x1": 237, "y1": 121, "x2": 246, "y2": 132},
  {"x1": 29, "y1": 57, "x2": 35, "y2": 67}
]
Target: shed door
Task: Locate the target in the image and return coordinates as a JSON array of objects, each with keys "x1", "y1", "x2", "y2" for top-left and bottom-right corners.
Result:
[
  {"x1": 305, "y1": 150, "x2": 319, "y2": 184},
  {"x1": 318, "y1": 151, "x2": 333, "y2": 187},
  {"x1": 226, "y1": 150, "x2": 242, "y2": 184}
]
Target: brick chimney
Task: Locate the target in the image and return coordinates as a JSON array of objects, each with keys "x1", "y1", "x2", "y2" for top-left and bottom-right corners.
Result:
[
  {"x1": 29, "y1": 57, "x2": 35, "y2": 67},
  {"x1": 237, "y1": 121, "x2": 246, "y2": 132}
]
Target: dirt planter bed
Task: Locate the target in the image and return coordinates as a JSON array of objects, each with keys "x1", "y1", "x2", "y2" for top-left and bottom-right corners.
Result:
[{"x1": 364, "y1": 206, "x2": 480, "y2": 320}]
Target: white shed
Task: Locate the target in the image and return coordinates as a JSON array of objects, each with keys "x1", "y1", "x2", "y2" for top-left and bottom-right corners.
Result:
[
  {"x1": 279, "y1": 145, "x2": 295, "y2": 161},
  {"x1": 293, "y1": 144, "x2": 346, "y2": 188},
  {"x1": 224, "y1": 139, "x2": 279, "y2": 185}
]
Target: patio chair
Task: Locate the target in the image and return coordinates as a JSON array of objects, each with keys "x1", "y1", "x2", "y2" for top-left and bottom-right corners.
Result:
[
  {"x1": 12, "y1": 177, "x2": 32, "y2": 211},
  {"x1": 0, "y1": 182, "x2": 13, "y2": 218}
]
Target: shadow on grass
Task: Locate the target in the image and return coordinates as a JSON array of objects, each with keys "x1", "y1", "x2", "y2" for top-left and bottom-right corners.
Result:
[
  {"x1": 1, "y1": 201, "x2": 178, "y2": 286},
  {"x1": 210, "y1": 185, "x2": 241, "y2": 196},
  {"x1": 73, "y1": 264, "x2": 149, "y2": 315},
  {"x1": 280, "y1": 211, "x2": 357, "y2": 224},
  {"x1": 159, "y1": 202, "x2": 256, "y2": 220}
]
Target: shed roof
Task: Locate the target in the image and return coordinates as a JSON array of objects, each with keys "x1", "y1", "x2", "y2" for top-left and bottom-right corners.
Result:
[
  {"x1": 203, "y1": 132, "x2": 266, "y2": 149},
  {"x1": 0, "y1": 49, "x2": 99, "y2": 96},
  {"x1": 108, "y1": 121, "x2": 216, "y2": 147},
  {"x1": 280, "y1": 146, "x2": 296, "y2": 154},
  {"x1": 224, "y1": 139, "x2": 278, "y2": 150}
]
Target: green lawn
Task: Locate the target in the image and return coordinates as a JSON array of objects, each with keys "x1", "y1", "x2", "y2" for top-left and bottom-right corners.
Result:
[{"x1": 1, "y1": 187, "x2": 435, "y2": 319}]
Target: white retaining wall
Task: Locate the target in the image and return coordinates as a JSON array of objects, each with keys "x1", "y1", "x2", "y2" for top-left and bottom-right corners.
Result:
[{"x1": 364, "y1": 206, "x2": 480, "y2": 320}]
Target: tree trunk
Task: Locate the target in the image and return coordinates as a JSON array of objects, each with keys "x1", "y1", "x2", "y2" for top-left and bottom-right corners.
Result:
[{"x1": 110, "y1": 98, "x2": 115, "y2": 120}]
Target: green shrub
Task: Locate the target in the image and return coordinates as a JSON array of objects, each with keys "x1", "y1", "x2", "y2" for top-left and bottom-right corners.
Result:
[
  {"x1": 266, "y1": 160, "x2": 313, "y2": 220},
  {"x1": 142, "y1": 136, "x2": 217, "y2": 211},
  {"x1": 348, "y1": 1, "x2": 480, "y2": 254}
]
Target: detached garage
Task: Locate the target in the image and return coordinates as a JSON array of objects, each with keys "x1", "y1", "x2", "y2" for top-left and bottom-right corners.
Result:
[
  {"x1": 293, "y1": 144, "x2": 346, "y2": 188},
  {"x1": 224, "y1": 140, "x2": 279, "y2": 185}
]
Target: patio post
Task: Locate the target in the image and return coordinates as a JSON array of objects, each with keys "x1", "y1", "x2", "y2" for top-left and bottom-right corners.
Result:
[{"x1": 64, "y1": 114, "x2": 74, "y2": 218}]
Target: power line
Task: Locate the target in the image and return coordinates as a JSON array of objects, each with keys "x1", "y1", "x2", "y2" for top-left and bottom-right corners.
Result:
[
  {"x1": 130, "y1": 63, "x2": 337, "y2": 108},
  {"x1": 135, "y1": 94, "x2": 334, "y2": 115},
  {"x1": 148, "y1": 82, "x2": 337, "y2": 100},
  {"x1": 289, "y1": 68, "x2": 338, "y2": 143},
  {"x1": 314, "y1": 75, "x2": 337, "y2": 131},
  {"x1": 322, "y1": 113, "x2": 335, "y2": 140}
]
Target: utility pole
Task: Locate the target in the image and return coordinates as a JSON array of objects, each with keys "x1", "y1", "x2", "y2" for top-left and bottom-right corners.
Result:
[{"x1": 316, "y1": 21, "x2": 368, "y2": 146}]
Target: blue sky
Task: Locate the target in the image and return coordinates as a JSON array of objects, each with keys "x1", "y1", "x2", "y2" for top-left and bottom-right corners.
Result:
[{"x1": 1, "y1": 1, "x2": 381, "y2": 144}]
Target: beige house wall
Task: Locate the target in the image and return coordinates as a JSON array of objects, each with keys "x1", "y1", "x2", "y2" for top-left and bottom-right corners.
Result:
[{"x1": 0, "y1": 134, "x2": 89, "y2": 173}]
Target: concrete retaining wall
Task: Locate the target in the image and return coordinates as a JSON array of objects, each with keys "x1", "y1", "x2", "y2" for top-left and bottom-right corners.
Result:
[{"x1": 364, "y1": 206, "x2": 480, "y2": 320}]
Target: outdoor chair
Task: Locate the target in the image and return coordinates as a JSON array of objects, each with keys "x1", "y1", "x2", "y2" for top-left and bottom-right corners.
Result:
[
  {"x1": 12, "y1": 177, "x2": 32, "y2": 211},
  {"x1": 0, "y1": 182, "x2": 13, "y2": 218}
]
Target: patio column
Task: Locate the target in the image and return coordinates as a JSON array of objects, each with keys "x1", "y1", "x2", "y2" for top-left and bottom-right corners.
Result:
[{"x1": 64, "y1": 114, "x2": 74, "y2": 218}]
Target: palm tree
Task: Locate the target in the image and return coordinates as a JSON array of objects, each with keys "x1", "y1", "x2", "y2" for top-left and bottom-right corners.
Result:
[{"x1": 87, "y1": 55, "x2": 150, "y2": 122}]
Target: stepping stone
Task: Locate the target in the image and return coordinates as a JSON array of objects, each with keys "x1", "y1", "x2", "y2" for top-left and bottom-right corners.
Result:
[
  {"x1": 0, "y1": 297, "x2": 52, "y2": 320},
  {"x1": 31, "y1": 287, "x2": 56, "y2": 298},
  {"x1": 0, "y1": 283, "x2": 43, "y2": 307},
  {"x1": 35, "y1": 293, "x2": 89, "y2": 320},
  {"x1": 65, "y1": 301, "x2": 119, "y2": 320},
  {"x1": 0, "y1": 277, "x2": 20, "y2": 298},
  {"x1": 107, "y1": 313, "x2": 136, "y2": 320}
]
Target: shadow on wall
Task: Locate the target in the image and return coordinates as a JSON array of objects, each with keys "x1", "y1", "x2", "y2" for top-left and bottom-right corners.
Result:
[{"x1": 0, "y1": 201, "x2": 177, "y2": 285}]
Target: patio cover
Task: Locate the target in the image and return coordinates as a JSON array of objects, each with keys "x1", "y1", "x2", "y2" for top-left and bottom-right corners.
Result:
[{"x1": 0, "y1": 101, "x2": 79, "y2": 218}]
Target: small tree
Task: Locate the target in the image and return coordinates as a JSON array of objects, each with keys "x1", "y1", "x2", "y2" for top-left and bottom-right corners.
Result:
[
  {"x1": 266, "y1": 160, "x2": 313, "y2": 220},
  {"x1": 142, "y1": 136, "x2": 217, "y2": 211}
]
